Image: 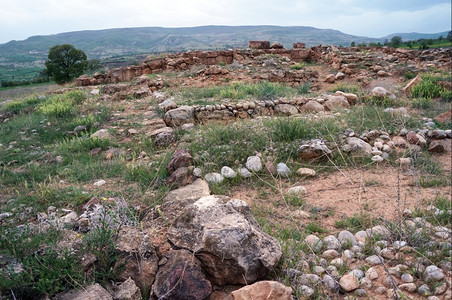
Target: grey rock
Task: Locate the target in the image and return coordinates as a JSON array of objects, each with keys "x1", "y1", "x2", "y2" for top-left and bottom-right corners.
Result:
[
  {"x1": 365, "y1": 267, "x2": 378, "y2": 280},
  {"x1": 349, "y1": 269, "x2": 364, "y2": 280},
  {"x1": 113, "y1": 278, "x2": 142, "y2": 300},
  {"x1": 322, "y1": 249, "x2": 339, "y2": 259},
  {"x1": 164, "y1": 106, "x2": 195, "y2": 127},
  {"x1": 204, "y1": 172, "x2": 224, "y2": 184},
  {"x1": 299, "y1": 285, "x2": 314, "y2": 298},
  {"x1": 418, "y1": 284, "x2": 431, "y2": 296},
  {"x1": 288, "y1": 186, "x2": 307, "y2": 196},
  {"x1": 298, "y1": 139, "x2": 331, "y2": 159},
  {"x1": 399, "y1": 283, "x2": 417, "y2": 292},
  {"x1": 323, "y1": 235, "x2": 341, "y2": 250},
  {"x1": 276, "y1": 162, "x2": 291, "y2": 177},
  {"x1": 355, "y1": 288, "x2": 367, "y2": 297},
  {"x1": 167, "y1": 196, "x2": 282, "y2": 285},
  {"x1": 304, "y1": 235, "x2": 323, "y2": 252},
  {"x1": 323, "y1": 274, "x2": 339, "y2": 291},
  {"x1": 238, "y1": 167, "x2": 252, "y2": 178},
  {"x1": 221, "y1": 166, "x2": 237, "y2": 179},
  {"x1": 299, "y1": 274, "x2": 321, "y2": 286},
  {"x1": 58, "y1": 283, "x2": 112, "y2": 300},
  {"x1": 345, "y1": 137, "x2": 372, "y2": 157},
  {"x1": 245, "y1": 156, "x2": 262, "y2": 172},
  {"x1": 365, "y1": 255, "x2": 383, "y2": 265},
  {"x1": 338, "y1": 230, "x2": 357, "y2": 246},
  {"x1": 424, "y1": 265, "x2": 445, "y2": 282},
  {"x1": 401, "y1": 273, "x2": 414, "y2": 283}
]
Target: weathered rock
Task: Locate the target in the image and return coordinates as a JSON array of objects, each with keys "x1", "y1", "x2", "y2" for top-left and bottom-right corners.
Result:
[
  {"x1": 245, "y1": 156, "x2": 262, "y2": 172},
  {"x1": 324, "y1": 74, "x2": 335, "y2": 83},
  {"x1": 344, "y1": 137, "x2": 372, "y2": 157},
  {"x1": 164, "y1": 106, "x2": 195, "y2": 127},
  {"x1": 338, "y1": 230, "x2": 357, "y2": 246},
  {"x1": 304, "y1": 235, "x2": 323, "y2": 252},
  {"x1": 406, "y1": 131, "x2": 427, "y2": 146},
  {"x1": 221, "y1": 166, "x2": 237, "y2": 178},
  {"x1": 429, "y1": 139, "x2": 452, "y2": 153},
  {"x1": 296, "y1": 167, "x2": 316, "y2": 177},
  {"x1": 149, "y1": 126, "x2": 175, "y2": 146},
  {"x1": 424, "y1": 265, "x2": 445, "y2": 282},
  {"x1": 58, "y1": 283, "x2": 112, "y2": 300},
  {"x1": 323, "y1": 235, "x2": 341, "y2": 250},
  {"x1": 162, "y1": 178, "x2": 210, "y2": 202},
  {"x1": 153, "y1": 250, "x2": 212, "y2": 300},
  {"x1": 113, "y1": 226, "x2": 159, "y2": 290},
  {"x1": 334, "y1": 91, "x2": 358, "y2": 105},
  {"x1": 365, "y1": 255, "x2": 383, "y2": 266},
  {"x1": 113, "y1": 278, "x2": 142, "y2": 300},
  {"x1": 165, "y1": 167, "x2": 194, "y2": 188},
  {"x1": 196, "y1": 109, "x2": 234, "y2": 124},
  {"x1": 324, "y1": 95, "x2": 350, "y2": 111},
  {"x1": 302, "y1": 100, "x2": 324, "y2": 113},
  {"x1": 365, "y1": 267, "x2": 379, "y2": 280},
  {"x1": 264, "y1": 160, "x2": 277, "y2": 175},
  {"x1": 370, "y1": 87, "x2": 396, "y2": 99},
  {"x1": 230, "y1": 280, "x2": 292, "y2": 300},
  {"x1": 399, "y1": 283, "x2": 417, "y2": 293},
  {"x1": 274, "y1": 104, "x2": 298, "y2": 116},
  {"x1": 167, "y1": 149, "x2": 193, "y2": 174},
  {"x1": 167, "y1": 196, "x2": 282, "y2": 285},
  {"x1": 204, "y1": 172, "x2": 224, "y2": 184},
  {"x1": 299, "y1": 139, "x2": 331, "y2": 159},
  {"x1": 403, "y1": 74, "x2": 422, "y2": 94},
  {"x1": 288, "y1": 186, "x2": 307, "y2": 196},
  {"x1": 339, "y1": 274, "x2": 359, "y2": 292},
  {"x1": 238, "y1": 167, "x2": 253, "y2": 178},
  {"x1": 276, "y1": 162, "x2": 291, "y2": 177},
  {"x1": 91, "y1": 129, "x2": 112, "y2": 140},
  {"x1": 249, "y1": 41, "x2": 271, "y2": 49},
  {"x1": 323, "y1": 274, "x2": 340, "y2": 291},
  {"x1": 158, "y1": 99, "x2": 177, "y2": 112}
]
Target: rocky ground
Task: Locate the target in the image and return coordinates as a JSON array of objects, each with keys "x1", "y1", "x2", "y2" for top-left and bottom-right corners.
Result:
[{"x1": 0, "y1": 44, "x2": 451, "y2": 299}]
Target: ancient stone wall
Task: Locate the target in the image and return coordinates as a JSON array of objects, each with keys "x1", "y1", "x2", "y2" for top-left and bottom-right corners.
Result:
[{"x1": 76, "y1": 48, "x2": 313, "y2": 86}]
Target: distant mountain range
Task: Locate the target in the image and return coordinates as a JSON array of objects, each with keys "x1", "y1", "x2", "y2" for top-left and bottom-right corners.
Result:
[{"x1": 0, "y1": 25, "x2": 448, "y2": 82}]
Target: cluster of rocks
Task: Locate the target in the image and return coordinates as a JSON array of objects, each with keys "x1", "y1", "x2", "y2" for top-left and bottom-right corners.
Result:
[
  {"x1": 288, "y1": 220, "x2": 451, "y2": 299},
  {"x1": 76, "y1": 47, "x2": 314, "y2": 86},
  {"x1": 161, "y1": 91, "x2": 357, "y2": 126},
  {"x1": 298, "y1": 126, "x2": 452, "y2": 163}
]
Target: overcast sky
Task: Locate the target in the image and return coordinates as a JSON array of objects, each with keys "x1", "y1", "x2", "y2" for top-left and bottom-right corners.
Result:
[{"x1": 0, "y1": 0, "x2": 450, "y2": 44}]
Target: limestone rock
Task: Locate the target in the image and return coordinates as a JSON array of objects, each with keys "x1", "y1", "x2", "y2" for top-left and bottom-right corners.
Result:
[
  {"x1": 238, "y1": 167, "x2": 253, "y2": 178},
  {"x1": 370, "y1": 87, "x2": 396, "y2": 99},
  {"x1": 113, "y1": 226, "x2": 159, "y2": 290},
  {"x1": 164, "y1": 106, "x2": 195, "y2": 127},
  {"x1": 424, "y1": 265, "x2": 445, "y2": 282},
  {"x1": 158, "y1": 99, "x2": 177, "y2": 112},
  {"x1": 338, "y1": 230, "x2": 357, "y2": 246},
  {"x1": 204, "y1": 172, "x2": 224, "y2": 184},
  {"x1": 276, "y1": 162, "x2": 291, "y2": 177},
  {"x1": 162, "y1": 178, "x2": 210, "y2": 202},
  {"x1": 324, "y1": 95, "x2": 350, "y2": 111},
  {"x1": 299, "y1": 139, "x2": 331, "y2": 159},
  {"x1": 246, "y1": 156, "x2": 262, "y2": 172},
  {"x1": 113, "y1": 278, "x2": 142, "y2": 300},
  {"x1": 302, "y1": 100, "x2": 324, "y2": 113},
  {"x1": 58, "y1": 283, "x2": 112, "y2": 300},
  {"x1": 288, "y1": 186, "x2": 307, "y2": 196},
  {"x1": 344, "y1": 137, "x2": 372, "y2": 157},
  {"x1": 296, "y1": 167, "x2": 316, "y2": 177},
  {"x1": 153, "y1": 250, "x2": 211, "y2": 300},
  {"x1": 230, "y1": 281, "x2": 292, "y2": 300},
  {"x1": 221, "y1": 166, "x2": 237, "y2": 178},
  {"x1": 274, "y1": 104, "x2": 298, "y2": 116},
  {"x1": 167, "y1": 196, "x2": 282, "y2": 285},
  {"x1": 339, "y1": 274, "x2": 359, "y2": 292}
]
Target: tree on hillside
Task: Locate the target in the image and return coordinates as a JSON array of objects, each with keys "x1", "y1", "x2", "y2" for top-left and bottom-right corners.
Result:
[
  {"x1": 45, "y1": 44, "x2": 88, "y2": 84},
  {"x1": 447, "y1": 31, "x2": 452, "y2": 42},
  {"x1": 390, "y1": 36, "x2": 402, "y2": 47}
]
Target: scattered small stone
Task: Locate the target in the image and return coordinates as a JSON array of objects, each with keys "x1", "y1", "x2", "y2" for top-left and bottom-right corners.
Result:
[
  {"x1": 276, "y1": 162, "x2": 291, "y2": 177},
  {"x1": 299, "y1": 285, "x2": 314, "y2": 298},
  {"x1": 288, "y1": 186, "x2": 307, "y2": 196},
  {"x1": 418, "y1": 284, "x2": 431, "y2": 296},
  {"x1": 371, "y1": 155, "x2": 384, "y2": 162},
  {"x1": 204, "y1": 173, "x2": 224, "y2": 184},
  {"x1": 220, "y1": 166, "x2": 236, "y2": 179},
  {"x1": 339, "y1": 274, "x2": 360, "y2": 292},
  {"x1": 304, "y1": 235, "x2": 323, "y2": 252},
  {"x1": 355, "y1": 288, "x2": 367, "y2": 297},
  {"x1": 296, "y1": 167, "x2": 316, "y2": 177},
  {"x1": 238, "y1": 167, "x2": 252, "y2": 178},
  {"x1": 94, "y1": 179, "x2": 106, "y2": 187},
  {"x1": 323, "y1": 235, "x2": 341, "y2": 250},
  {"x1": 365, "y1": 255, "x2": 382, "y2": 265},
  {"x1": 245, "y1": 156, "x2": 262, "y2": 172},
  {"x1": 399, "y1": 283, "x2": 417, "y2": 292},
  {"x1": 338, "y1": 230, "x2": 357, "y2": 246},
  {"x1": 424, "y1": 265, "x2": 444, "y2": 282},
  {"x1": 401, "y1": 273, "x2": 414, "y2": 283},
  {"x1": 323, "y1": 274, "x2": 339, "y2": 292},
  {"x1": 375, "y1": 287, "x2": 387, "y2": 294},
  {"x1": 193, "y1": 168, "x2": 202, "y2": 177}
]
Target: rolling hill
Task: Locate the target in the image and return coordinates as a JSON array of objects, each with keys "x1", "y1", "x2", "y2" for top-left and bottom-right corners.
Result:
[{"x1": 0, "y1": 25, "x2": 448, "y2": 82}]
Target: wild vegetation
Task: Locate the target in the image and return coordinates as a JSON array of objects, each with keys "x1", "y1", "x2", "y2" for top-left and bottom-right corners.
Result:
[{"x1": 0, "y1": 43, "x2": 451, "y2": 299}]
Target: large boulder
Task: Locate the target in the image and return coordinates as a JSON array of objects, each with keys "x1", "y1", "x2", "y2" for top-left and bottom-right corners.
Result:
[
  {"x1": 230, "y1": 281, "x2": 293, "y2": 300},
  {"x1": 166, "y1": 149, "x2": 193, "y2": 174},
  {"x1": 113, "y1": 226, "x2": 159, "y2": 290},
  {"x1": 302, "y1": 100, "x2": 324, "y2": 113},
  {"x1": 274, "y1": 104, "x2": 299, "y2": 116},
  {"x1": 164, "y1": 106, "x2": 195, "y2": 127},
  {"x1": 324, "y1": 95, "x2": 350, "y2": 111},
  {"x1": 369, "y1": 87, "x2": 396, "y2": 99},
  {"x1": 167, "y1": 196, "x2": 282, "y2": 285},
  {"x1": 153, "y1": 249, "x2": 212, "y2": 300}
]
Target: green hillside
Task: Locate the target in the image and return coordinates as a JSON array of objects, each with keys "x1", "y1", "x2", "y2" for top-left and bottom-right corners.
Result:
[{"x1": 0, "y1": 25, "x2": 448, "y2": 83}]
